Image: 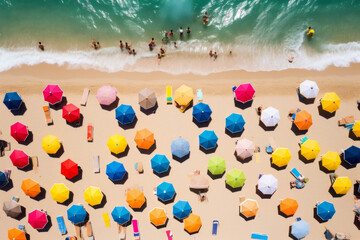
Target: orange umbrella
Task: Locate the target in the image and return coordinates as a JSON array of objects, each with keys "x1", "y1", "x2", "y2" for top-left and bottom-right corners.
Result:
[
  {"x1": 134, "y1": 128, "x2": 154, "y2": 150},
  {"x1": 294, "y1": 110, "x2": 312, "y2": 130},
  {"x1": 149, "y1": 208, "x2": 167, "y2": 227},
  {"x1": 8, "y1": 228, "x2": 26, "y2": 240},
  {"x1": 21, "y1": 179, "x2": 41, "y2": 197},
  {"x1": 240, "y1": 199, "x2": 259, "y2": 218},
  {"x1": 280, "y1": 198, "x2": 299, "y2": 216},
  {"x1": 126, "y1": 188, "x2": 146, "y2": 209},
  {"x1": 184, "y1": 213, "x2": 202, "y2": 233}
]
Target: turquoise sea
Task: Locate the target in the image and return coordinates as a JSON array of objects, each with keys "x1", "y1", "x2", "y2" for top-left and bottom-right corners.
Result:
[{"x1": 1, "y1": 0, "x2": 360, "y2": 74}]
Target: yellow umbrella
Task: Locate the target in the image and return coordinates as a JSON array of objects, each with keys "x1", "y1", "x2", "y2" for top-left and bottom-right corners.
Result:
[
  {"x1": 50, "y1": 183, "x2": 70, "y2": 203},
  {"x1": 332, "y1": 177, "x2": 352, "y2": 194},
  {"x1": 272, "y1": 148, "x2": 291, "y2": 167},
  {"x1": 352, "y1": 121, "x2": 360, "y2": 138},
  {"x1": 174, "y1": 84, "x2": 193, "y2": 112},
  {"x1": 42, "y1": 135, "x2": 61, "y2": 154},
  {"x1": 107, "y1": 134, "x2": 127, "y2": 154},
  {"x1": 322, "y1": 151, "x2": 341, "y2": 171},
  {"x1": 149, "y1": 208, "x2": 167, "y2": 227},
  {"x1": 300, "y1": 140, "x2": 320, "y2": 160},
  {"x1": 84, "y1": 186, "x2": 103, "y2": 206},
  {"x1": 321, "y1": 92, "x2": 340, "y2": 113}
]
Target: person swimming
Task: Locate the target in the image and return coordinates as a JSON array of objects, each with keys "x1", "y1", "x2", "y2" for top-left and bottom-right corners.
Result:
[
  {"x1": 179, "y1": 27, "x2": 183, "y2": 37},
  {"x1": 306, "y1": 26, "x2": 315, "y2": 37},
  {"x1": 38, "y1": 42, "x2": 44, "y2": 51},
  {"x1": 288, "y1": 56, "x2": 294, "y2": 63},
  {"x1": 187, "y1": 27, "x2": 191, "y2": 34},
  {"x1": 169, "y1": 29, "x2": 174, "y2": 37},
  {"x1": 203, "y1": 12, "x2": 211, "y2": 24}
]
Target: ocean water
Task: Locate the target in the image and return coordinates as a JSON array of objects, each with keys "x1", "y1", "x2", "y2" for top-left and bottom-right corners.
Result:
[{"x1": 0, "y1": 0, "x2": 360, "y2": 74}]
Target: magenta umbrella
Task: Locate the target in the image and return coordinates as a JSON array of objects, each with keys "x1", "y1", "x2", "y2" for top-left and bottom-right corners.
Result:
[
  {"x1": 28, "y1": 209, "x2": 48, "y2": 229},
  {"x1": 234, "y1": 83, "x2": 255, "y2": 103},
  {"x1": 43, "y1": 84, "x2": 63, "y2": 105},
  {"x1": 96, "y1": 85, "x2": 117, "y2": 105},
  {"x1": 10, "y1": 122, "x2": 29, "y2": 142}
]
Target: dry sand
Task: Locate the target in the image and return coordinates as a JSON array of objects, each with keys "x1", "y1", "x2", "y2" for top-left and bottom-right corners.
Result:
[{"x1": 0, "y1": 64, "x2": 360, "y2": 240}]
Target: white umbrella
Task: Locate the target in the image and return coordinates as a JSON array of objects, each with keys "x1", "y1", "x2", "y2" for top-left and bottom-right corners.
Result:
[
  {"x1": 261, "y1": 107, "x2": 280, "y2": 127},
  {"x1": 235, "y1": 139, "x2": 255, "y2": 159},
  {"x1": 258, "y1": 174, "x2": 278, "y2": 195},
  {"x1": 299, "y1": 80, "x2": 319, "y2": 99}
]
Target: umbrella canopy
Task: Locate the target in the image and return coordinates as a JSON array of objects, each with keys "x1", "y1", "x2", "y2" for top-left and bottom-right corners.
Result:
[
  {"x1": 321, "y1": 92, "x2": 340, "y2": 113},
  {"x1": 10, "y1": 149, "x2": 29, "y2": 168},
  {"x1": 50, "y1": 183, "x2": 70, "y2": 203},
  {"x1": 207, "y1": 156, "x2": 226, "y2": 175},
  {"x1": 294, "y1": 110, "x2": 312, "y2": 130},
  {"x1": 134, "y1": 128, "x2": 154, "y2": 150},
  {"x1": 96, "y1": 85, "x2": 117, "y2": 105},
  {"x1": 3, "y1": 199, "x2": 22, "y2": 218},
  {"x1": 261, "y1": 107, "x2": 280, "y2": 127},
  {"x1": 62, "y1": 104, "x2": 80, "y2": 123},
  {"x1": 171, "y1": 137, "x2": 190, "y2": 158},
  {"x1": 344, "y1": 145, "x2": 360, "y2": 165},
  {"x1": 61, "y1": 159, "x2": 79, "y2": 179},
  {"x1": 21, "y1": 179, "x2": 41, "y2": 197},
  {"x1": 353, "y1": 121, "x2": 360, "y2": 138},
  {"x1": 115, "y1": 104, "x2": 136, "y2": 125},
  {"x1": 184, "y1": 213, "x2": 202, "y2": 233},
  {"x1": 126, "y1": 188, "x2": 146, "y2": 209},
  {"x1": 3, "y1": 92, "x2": 22, "y2": 110},
  {"x1": 280, "y1": 198, "x2": 299, "y2": 216},
  {"x1": 156, "y1": 182, "x2": 175, "y2": 202},
  {"x1": 174, "y1": 84, "x2": 193, "y2": 109},
  {"x1": 226, "y1": 113, "x2": 245, "y2": 133},
  {"x1": 149, "y1": 208, "x2": 167, "y2": 227},
  {"x1": 106, "y1": 161, "x2": 127, "y2": 181},
  {"x1": 107, "y1": 134, "x2": 127, "y2": 154},
  {"x1": 235, "y1": 139, "x2": 255, "y2": 159},
  {"x1": 138, "y1": 88, "x2": 157, "y2": 109},
  {"x1": 192, "y1": 102, "x2": 212, "y2": 123},
  {"x1": 272, "y1": 148, "x2": 291, "y2": 167},
  {"x1": 151, "y1": 154, "x2": 170, "y2": 174},
  {"x1": 10, "y1": 122, "x2": 29, "y2": 142},
  {"x1": 43, "y1": 84, "x2": 63, "y2": 105},
  {"x1": 299, "y1": 80, "x2": 319, "y2": 99},
  {"x1": 84, "y1": 186, "x2": 103, "y2": 206},
  {"x1": 189, "y1": 174, "x2": 209, "y2": 190},
  {"x1": 234, "y1": 83, "x2": 255, "y2": 103},
  {"x1": 317, "y1": 201, "x2": 336, "y2": 221},
  {"x1": 240, "y1": 199, "x2": 259, "y2": 218},
  {"x1": 8, "y1": 228, "x2": 26, "y2": 240},
  {"x1": 291, "y1": 219, "x2": 310, "y2": 239},
  {"x1": 0, "y1": 171, "x2": 9, "y2": 188},
  {"x1": 226, "y1": 169, "x2": 246, "y2": 188},
  {"x1": 67, "y1": 204, "x2": 87, "y2": 224},
  {"x1": 111, "y1": 206, "x2": 131, "y2": 225},
  {"x1": 41, "y1": 135, "x2": 61, "y2": 154},
  {"x1": 173, "y1": 200, "x2": 192, "y2": 220},
  {"x1": 199, "y1": 130, "x2": 218, "y2": 150},
  {"x1": 322, "y1": 151, "x2": 341, "y2": 171},
  {"x1": 28, "y1": 209, "x2": 48, "y2": 229},
  {"x1": 258, "y1": 174, "x2": 278, "y2": 195},
  {"x1": 300, "y1": 140, "x2": 320, "y2": 160},
  {"x1": 332, "y1": 177, "x2": 352, "y2": 194}
]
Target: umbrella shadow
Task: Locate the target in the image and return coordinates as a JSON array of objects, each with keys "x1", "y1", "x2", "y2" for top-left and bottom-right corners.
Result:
[
  {"x1": 225, "y1": 183, "x2": 243, "y2": 192},
  {"x1": 234, "y1": 152, "x2": 252, "y2": 164},
  {"x1": 207, "y1": 170, "x2": 225, "y2": 180},
  {"x1": 291, "y1": 124, "x2": 308, "y2": 136},
  {"x1": 348, "y1": 130, "x2": 360, "y2": 141},
  {"x1": 299, "y1": 97, "x2": 315, "y2": 105},
  {"x1": 225, "y1": 128, "x2": 244, "y2": 138},
  {"x1": 111, "y1": 146, "x2": 130, "y2": 158},
  {"x1": 255, "y1": 185, "x2": 272, "y2": 199},
  {"x1": 192, "y1": 117, "x2": 212, "y2": 128},
  {"x1": 92, "y1": 193, "x2": 107, "y2": 209},
  {"x1": 140, "y1": 102, "x2": 158, "y2": 115},
  {"x1": 175, "y1": 100, "x2": 193, "y2": 113},
  {"x1": 15, "y1": 206, "x2": 27, "y2": 221},
  {"x1": 100, "y1": 97, "x2": 119, "y2": 111},
  {"x1": 270, "y1": 158, "x2": 288, "y2": 171},
  {"x1": 184, "y1": 225, "x2": 201, "y2": 235},
  {"x1": 259, "y1": 121, "x2": 277, "y2": 131},
  {"x1": 238, "y1": 206, "x2": 255, "y2": 221},
  {"x1": 152, "y1": 218, "x2": 169, "y2": 229},
  {"x1": 132, "y1": 200, "x2": 147, "y2": 212},
  {"x1": 354, "y1": 215, "x2": 360, "y2": 230},
  {"x1": 313, "y1": 207, "x2": 327, "y2": 223},
  {"x1": 137, "y1": 142, "x2": 156, "y2": 155},
  {"x1": 328, "y1": 186, "x2": 345, "y2": 198},
  {"x1": 340, "y1": 154, "x2": 357, "y2": 169},
  {"x1": 158, "y1": 193, "x2": 176, "y2": 205},
  {"x1": 234, "y1": 99, "x2": 253, "y2": 109},
  {"x1": 172, "y1": 153, "x2": 190, "y2": 163},
  {"x1": 32, "y1": 187, "x2": 46, "y2": 201},
  {"x1": 66, "y1": 114, "x2": 84, "y2": 128},
  {"x1": 288, "y1": 226, "x2": 298, "y2": 240},
  {"x1": 19, "y1": 131, "x2": 33, "y2": 146},
  {"x1": 118, "y1": 116, "x2": 137, "y2": 130},
  {"x1": 59, "y1": 191, "x2": 74, "y2": 206},
  {"x1": 38, "y1": 215, "x2": 52, "y2": 232},
  {"x1": 318, "y1": 160, "x2": 335, "y2": 174},
  {"x1": 298, "y1": 151, "x2": 315, "y2": 164},
  {"x1": 199, "y1": 145, "x2": 217, "y2": 154},
  {"x1": 277, "y1": 205, "x2": 292, "y2": 218},
  {"x1": 173, "y1": 215, "x2": 184, "y2": 223},
  {"x1": 0, "y1": 179, "x2": 13, "y2": 192},
  {"x1": 11, "y1": 102, "x2": 27, "y2": 116},
  {"x1": 122, "y1": 215, "x2": 133, "y2": 227},
  {"x1": 21, "y1": 159, "x2": 33, "y2": 172},
  {"x1": 318, "y1": 105, "x2": 336, "y2": 119},
  {"x1": 354, "y1": 183, "x2": 360, "y2": 197},
  {"x1": 68, "y1": 167, "x2": 83, "y2": 183},
  {"x1": 110, "y1": 172, "x2": 128, "y2": 185},
  {"x1": 153, "y1": 166, "x2": 171, "y2": 178},
  {"x1": 49, "y1": 97, "x2": 67, "y2": 111},
  {"x1": 48, "y1": 145, "x2": 64, "y2": 158}
]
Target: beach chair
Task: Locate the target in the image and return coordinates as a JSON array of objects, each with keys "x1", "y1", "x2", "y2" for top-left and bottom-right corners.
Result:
[
  {"x1": 135, "y1": 162, "x2": 143, "y2": 174},
  {"x1": 296, "y1": 87, "x2": 305, "y2": 100},
  {"x1": 166, "y1": 86, "x2": 172, "y2": 104},
  {"x1": 290, "y1": 168, "x2": 301, "y2": 179},
  {"x1": 86, "y1": 221, "x2": 94, "y2": 240},
  {"x1": 166, "y1": 230, "x2": 173, "y2": 240},
  {"x1": 80, "y1": 88, "x2": 90, "y2": 106},
  {"x1": 338, "y1": 116, "x2": 354, "y2": 126},
  {"x1": 93, "y1": 155, "x2": 100, "y2": 173},
  {"x1": 132, "y1": 219, "x2": 140, "y2": 240},
  {"x1": 266, "y1": 146, "x2": 273, "y2": 154},
  {"x1": 232, "y1": 86, "x2": 237, "y2": 98},
  {"x1": 75, "y1": 224, "x2": 82, "y2": 240},
  {"x1": 299, "y1": 136, "x2": 308, "y2": 145},
  {"x1": 18, "y1": 225, "x2": 25, "y2": 232},
  {"x1": 87, "y1": 124, "x2": 93, "y2": 142},
  {"x1": 345, "y1": 123, "x2": 354, "y2": 130},
  {"x1": 212, "y1": 220, "x2": 219, "y2": 235},
  {"x1": 12, "y1": 196, "x2": 20, "y2": 202},
  {"x1": 43, "y1": 106, "x2": 53, "y2": 125},
  {"x1": 118, "y1": 224, "x2": 126, "y2": 240},
  {"x1": 102, "y1": 213, "x2": 110, "y2": 227},
  {"x1": 56, "y1": 216, "x2": 67, "y2": 235},
  {"x1": 197, "y1": 89, "x2": 203, "y2": 102},
  {"x1": 31, "y1": 156, "x2": 38, "y2": 174},
  {"x1": 251, "y1": 233, "x2": 268, "y2": 240}
]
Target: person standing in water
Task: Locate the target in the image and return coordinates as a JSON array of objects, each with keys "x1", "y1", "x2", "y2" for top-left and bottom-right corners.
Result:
[
  {"x1": 306, "y1": 26, "x2": 315, "y2": 37},
  {"x1": 125, "y1": 42, "x2": 131, "y2": 50},
  {"x1": 187, "y1": 27, "x2": 191, "y2": 35},
  {"x1": 38, "y1": 42, "x2": 44, "y2": 51},
  {"x1": 203, "y1": 12, "x2": 211, "y2": 24},
  {"x1": 119, "y1": 40, "x2": 124, "y2": 49},
  {"x1": 179, "y1": 27, "x2": 184, "y2": 37},
  {"x1": 169, "y1": 29, "x2": 174, "y2": 37},
  {"x1": 150, "y1": 38, "x2": 156, "y2": 47}
]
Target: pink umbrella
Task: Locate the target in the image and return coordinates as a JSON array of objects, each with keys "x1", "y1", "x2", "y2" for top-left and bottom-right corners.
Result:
[
  {"x1": 96, "y1": 85, "x2": 117, "y2": 105},
  {"x1": 28, "y1": 209, "x2": 48, "y2": 229},
  {"x1": 10, "y1": 149, "x2": 29, "y2": 168},
  {"x1": 235, "y1": 139, "x2": 255, "y2": 159},
  {"x1": 234, "y1": 83, "x2": 255, "y2": 103},
  {"x1": 43, "y1": 84, "x2": 63, "y2": 105},
  {"x1": 10, "y1": 122, "x2": 29, "y2": 142}
]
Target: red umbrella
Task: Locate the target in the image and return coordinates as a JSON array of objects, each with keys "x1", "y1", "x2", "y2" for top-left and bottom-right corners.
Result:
[
  {"x1": 62, "y1": 104, "x2": 80, "y2": 123},
  {"x1": 10, "y1": 122, "x2": 29, "y2": 142},
  {"x1": 61, "y1": 159, "x2": 78, "y2": 179},
  {"x1": 234, "y1": 83, "x2": 255, "y2": 103},
  {"x1": 10, "y1": 149, "x2": 29, "y2": 168},
  {"x1": 43, "y1": 84, "x2": 63, "y2": 105},
  {"x1": 28, "y1": 209, "x2": 48, "y2": 229}
]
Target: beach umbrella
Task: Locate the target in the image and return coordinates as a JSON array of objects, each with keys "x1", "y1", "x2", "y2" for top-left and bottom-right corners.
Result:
[
  {"x1": 189, "y1": 174, "x2": 209, "y2": 190},
  {"x1": 111, "y1": 206, "x2": 131, "y2": 225},
  {"x1": 107, "y1": 134, "x2": 127, "y2": 154},
  {"x1": 10, "y1": 122, "x2": 29, "y2": 142},
  {"x1": 332, "y1": 177, "x2": 352, "y2": 194},
  {"x1": 134, "y1": 128, "x2": 154, "y2": 150},
  {"x1": 174, "y1": 84, "x2": 193, "y2": 111},
  {"x1": 61, "y1": 159, "x2": 79, "y2": 179},
  {"x1": 3, "y1": 199, "x2": 22, "y2": 218},
  {"x1": 321, "y1": 92, "x2": 340, "y2": 113},
  {"x1": 67, "y1": 204, "x2": 87, "y2": 224},
  {"x1": 138, "y1": 88, "x2": 156, "y2": 110},
  {"x1": 21, "y1": 179, "x2": 41, "y2": 197},
  {"x1": 199, "y1": 130, "x2": 218, "y2": 150},
  {"x1": 43, "y1": 84, "x2": 63, "y2": 105},
  {"x1": 50, "y1": 183, "x2": 70, "y2": 203},
  {"x1": 226, "y1": 113, "x2": 245, "y2": 133},
  {"x1": 126, "y1": 188, "x2": 146, "y2": 209},
  {"x1": 272, "y1": 148, "x2": 291, "y2": 167},
  {"x1": 28, "y1": 209, "x2": 48, "y2": 229},
  {"x1": 149, "y1": 208, "x2": 167, "y2": 227},
  {"x1": 317, "y1": 201, "x2": 336, "y2": 221},
  {"x1": 41, "y1": 135, "x2": 61, "y2": 154},
  {"x1": 10, "y1": 149, "x2": 29, "y2": 168},
  {"x1": 353, "y1": 121, "x2": 360, "y2": 138},
  {"x1": 3, "y1": 92, "x2": 22, "y2": 110},
  {"x1": 234, "y1": 83, "x2": 255, "y2": 103},
  {"x1": 207, "y1": 156, "x2": 226, "y2": 175},
  {"x1": 62, "y1": 103, "x2": 80, "y2": 123},
  {"x1": 291, "y1": 219, "x2": 309, "y2": 239},
  {"x1": 115, "y1": 104, "x2": 136, "y2": 125},
  {"x1": 171, "y1": 137, "x2": 190, "y2": 158},
  {"x1": 294, "y1": 110, "x2": 312, "y2": 130},
  {"x1": 300, "y1": 140, "x2": 320, "y2": 160},
  {"x1": 106, "y1": 161, "x2": 126, "y2": 181},
  {"x1": 280, "y1": 198, "x2": 299, "y2": 216},
  {"x1": 258, "y1": 174, "x2": 278, "y2": 195},
  {"x1": 235, "y1": 138, "x2": 255, "y2": 159},
  {"x1": 322, "y1": 151, "x2": 341, "y2": 171},
  {"x1": 240, "y1": 199, "x2": 259, "y2": 218},
  {"x1": 84, "y1": 186, "x2": 103, "y2": 206},
  {"x1": 344, "y1": 145, "x2": 360, "y2": 165},
  {"x1": 192, "y1": 102, "x2": 212, "y2": 123},
  {"x1": 96, "y1": 85, "x2": 117, "y2": 105},
  {"x1": 299, "y1": 80, "x2": 319, "y2": 99},
  {"x1": 8, "y1": 228, "x2": 26, "y2": 240},
  {"x1": 0, "y1": 171, "x2": 9, "y2": 188},
  {"x1": 261, "y1": 107, "x2": 280, "y2": 127},
  {"x1": 173, "y1": 200, "x2": 192, "y2": 220},
  {"x1": 226, "y1": 169, "x2": 246, "y2": 188},
  {"x1": 151, "y1": 154, "x2": 170, "y2": 174},
  {"x1": 184, "y1": 213, "x2": 202, "y2": 233},
  {"x1": 156, "y1": 182, "x2": 175, "y2": 202}
]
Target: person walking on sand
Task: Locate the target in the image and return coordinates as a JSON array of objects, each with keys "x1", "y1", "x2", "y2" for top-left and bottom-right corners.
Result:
[
  {"x1": 38, "y1": 42, "x2": 45, "y2": 51},
  {"x1": 179, "y1": 27, "x2": 184, "y2": 37},
  {"x1": 157, "y1": 53, "x2": 161, "y2": 65}
]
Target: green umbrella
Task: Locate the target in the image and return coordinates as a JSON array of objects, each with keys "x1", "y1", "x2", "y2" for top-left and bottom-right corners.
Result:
[
  {"x1": 207, "y1": 157, "x2": 226, "y2": 175},
  {"x1": 226, "y1": 169, "x2": 246, "y2": 188}
]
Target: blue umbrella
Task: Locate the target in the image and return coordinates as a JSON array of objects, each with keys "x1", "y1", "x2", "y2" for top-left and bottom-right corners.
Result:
[
  {"x1": 3, "y1": 92, "x2": 22, "y2": 110},
  {"x1": 199, "y1": 130, "x2": 218, "y2": 150},
  {"x1": 344, "y1": 145, "x2": 360, "y2": 166},
  {"x1": 151, "y1": 154, "x2": 170, "y2": 174},
  {"x1": 291, "y1": 219, "x2": 310, "y2": 239},
  {"x1": 171, "y1": 137, "x2": 190, "y2": 158},
  {"x1": 0, "y1": 171, "x2": 9, "y2": 188},
  {"x1": 156, "y1": 182, "x2": 175, "y2": 202},
  {"x1": 226, "y1": 113, "x2": 245, "y2": 133},
  {"x1": 173, "y1": 200, "x2": 192, "y2": 219},
  {"x1": 192, "y1": 102, "x2": 212, "y2": 123},
  {"x1": 106, "y1": 161, "x2": 126, "y2": 181},
  {"x1": 111, "y1": 206, "x2": 131, "y2": 225},
  {"x1": 115, "y1": 104, "x2": 135, "y2": 125},
  {"x1": 67, "y1": 204, "x2": 87, "y2": 224},
  {"x1": 317, "y1": 201, "x2": 336, "y2": 221}
]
